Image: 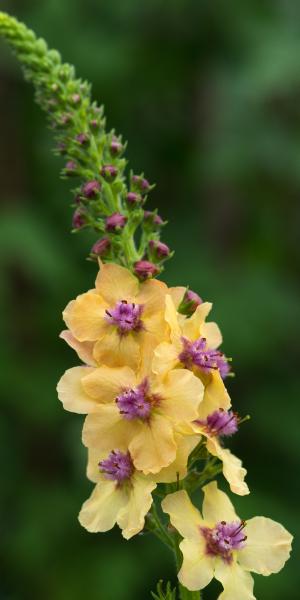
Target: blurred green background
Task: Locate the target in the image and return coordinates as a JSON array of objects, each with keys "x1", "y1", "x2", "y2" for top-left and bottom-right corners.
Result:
[{"x1": 0, "y1": 1, "x2": 299, "y2": 599}]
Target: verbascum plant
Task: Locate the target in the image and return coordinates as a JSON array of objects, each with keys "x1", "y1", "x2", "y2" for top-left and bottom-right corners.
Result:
[{"x1": 0, "y1": 12, "x2": 293, "y2": 600}]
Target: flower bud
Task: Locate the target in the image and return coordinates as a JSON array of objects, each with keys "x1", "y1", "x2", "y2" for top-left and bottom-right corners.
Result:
[
  {"x1": 72, "y1": 209, "x2": 86, "y2": 229},
  {"x1": 100, "y1": 165, "x2": 118, "y2": 180},
  {"x1": 144, "y1": 210, "x2": 164, "y2": 229},
  {"x1": 110, "y1": 138, "x2": 123, "y2": 155},
  {"x1": 76, "y1": 133, "x2": 89, "y2": 145},
  {"x1": 178, "y1": 289, "x2": 203, "y2": 316},
  {"x1": 134, "y1": 260, "x2": 160, "y2": 280},
  {"x1": 149, "y1": 240, "x2": 170, "y2": 258},
  {"x1": 105, "y1": 212, "x2": 127, "y2": 232},
  {"x1": 82, "y1": 180, "x2": 101, "y2": 198},
  {"x1": 91, "y1": 237, "x2": 111, "y2": 257},
  {"x1": 90, "y1": 119, "x2": 100, "y2": 130},
  {"x1": 126, "y1": 192, "x2": 142, "y2": 205},
  {"x1": 60, "y1": 113, "x2": 72, "y2": 127},
  {"x1": 131, "y1": 175, "x2": 150, "y2": 193},
  {"x1": 65, "y1": 161, "x2": 78, "y2": 176},
  {"x1": 72, "y1": 93, "x2": 81, "y2": 105}
]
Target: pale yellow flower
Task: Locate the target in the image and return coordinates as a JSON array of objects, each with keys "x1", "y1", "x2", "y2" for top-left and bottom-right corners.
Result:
[
  {"x1": 79, "y1": 435, "x2": 199, "y2": 539},
  {"x1": 152, "y1": 295, "x2": 231, "y2": 411},
  {"x1": 190, "y1": 387, "x2": 249, "y2": 496},
  {"x1": 162, "y1": 482, "x2": 292, "y2": 598},
  {"x1": 57, "y1": 364, "x2": 204, "y2": 474},
  {"x1": 62, "y1": 262, "x2": 168, "y2": 370}
]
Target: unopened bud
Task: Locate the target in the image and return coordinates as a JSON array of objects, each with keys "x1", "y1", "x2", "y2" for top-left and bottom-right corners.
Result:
[
  {"x1": 61, "y1": 113, "x2": 72, "y2": 127},
  {"x1": 72, "y1": 93, "x2": 81, "y2": 105},
  {"x1": 105, "y1": 212, "x2": 127, "y2": 232},
  {"x1": 82, "y1": 180, "x2": 101, "y2": 198},
  {"x1": 90, "y1": 119, "x2": 100, "y2": 130},
  {"x1": 110, "y1": 138, "x2": 123, "y2": 155},
  {"x1": 132, "y1": 175, "x2": 150, "y2": 193},
  {"x1": 134, "y1": 260, "x2": 160, "y2": 280},
  {"x1": 144, "y1": 211, "x2": 164, "y2": 229},
  {"x1": 91, "y1": 237, "x2": 111, "y2": 257},
  {"x1": 149, "y1": 240, "x2": 170, "y2": 258},
  {"x1": 65, "y1": 161, "x2": 78, "y2": 175},
  {"x1": 72, "y1": 209, "x2": 86, "y2": 229},
  {"x1": 76, "y1": 133, "x2": 89, "y2": 145},
  {"x1": 100, "y1": 165, "x2": 118, "y2": 180},
  {"x1": 178, "y1": 289, "x2": 203, "y2": 316},
  {"x1": 126, "y1": 192, "x2": 142, "y2": 205}
]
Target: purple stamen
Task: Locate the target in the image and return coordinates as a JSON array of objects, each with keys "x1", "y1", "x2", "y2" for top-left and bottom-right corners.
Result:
[
  {"x1": 196, "y1": 409, "x2": 238, "y2": 437},
  {"x1": 105, "y1": 300, "x2": 144, "y2": 334},
  {"x1": 202, "y1": 520, "x2": 246, "y2": 562},
  {"x1": 99, "y1": 450, "x2": 134, "y2": 483},
  {"x1": 179, "y1": 337, "x2": 230, "y2": 379},
  {"x1": 116, "y1": 379, "x2": 159, "y2": 420}
]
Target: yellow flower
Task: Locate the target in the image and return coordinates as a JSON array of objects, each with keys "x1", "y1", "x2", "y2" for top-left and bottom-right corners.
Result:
[
  {"x1": 190, "y1": 387, "x2": 249, "y2": 496},
  {"x1": 62, "y1": 261, "x2": 168, "y2": 370},
  {"x1": 162, "y1": 482, "x2": 292, "y2": 598},
  {"x1": 152, "y1": 295, "x2": 231, "y2": 412},
  {"x1": 57, "y1": 364, "x2": 204, "y2": 473},
  {"x1": 79, "y1": 435, "x2": 199, "y2": 539}
]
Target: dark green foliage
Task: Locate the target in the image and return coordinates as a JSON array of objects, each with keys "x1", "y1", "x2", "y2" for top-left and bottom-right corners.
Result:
[{"x1": 151, "y1": 580, "x2": 177, "y2": 600}]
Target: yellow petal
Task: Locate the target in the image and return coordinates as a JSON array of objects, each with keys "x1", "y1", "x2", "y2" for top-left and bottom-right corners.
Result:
[
  {"x1": 202, "y1": 481, "x2": 237, "y2": 525},
  {"x1": 164, "y1": 294, "x2": 182, "y2": 338},
  {"x1": 136, "y1": 278, "x2": 168, "y2": 317},
  {"x1": 138, "y1": 332, "x2": 168, "y2": 378},
  {"x1": 129, "y1": 414, "x2": 176, "y2": 474},
  {"x1": 206, "y1": 438, "x2": 249, "y2": 496},
  {"x1": 214, "y1": 561, "x2": 255, "y2": 600},
  {"x1": 156, "y1": 434, "x2": 200, "y2": 484},
  {"x1": 152, "y1": 342, "x2": 179, "y2": 376},
  {"x1": 182, "y1": 302, "x2": 212, "y2": 340},
  {"x1": 117, "y1": 473, "x2": 156, "y2": 539},
  {"x1": 197, "y1": 371, "x2": 231, "y2": 420},
  {"x1": 86, "y1": 447, "x2": 109, "y2": 483},
  {"x1": 169, "y1": 286, "x2": 186, "y2": 308},
  {"x1": 162, "y1": 490, "x2": 203, "y2": 540},
  {"x1": 95, "y1": 262, "x2": 138, "y2": 304},
  {"x1": 159, "y1": 369, "x2": 204, "y2": 422},
  {"x1": 93, "y1": 329, "x2": 140, "y2": 370},
  {"x1": 238, "y1": 517, "x2": 293, "y2": 575},
  {"x1": 59, "y1": 330, "x2": 97, "y2": 366},
  {"x1": 201, "y1": 321, "x2": 222, "y2": 349},
  {"x1": 63, "y1": 293, "x2": 107, "y2": 341},
  {"x1": 82, "y1": 365, "x2": 136, "y2": 403},
  {"x1": 57, "y1": 366, "x2": 97, "y2": 414},
  {"x1": 78, "y1": 481, "x2": 127, "y2": 533},
  {"x1": 178, "y1": 538, "x2": 214, "y2": 591},
  {"x1": 82, "y1": 405, "x2": 134, "y2": 449}
]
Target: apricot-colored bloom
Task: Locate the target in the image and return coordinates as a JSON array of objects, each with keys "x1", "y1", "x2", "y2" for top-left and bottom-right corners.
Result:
[
  {"x1": 191, "y1": 381, "x2": 249, "y2": 496},
  {"x1": 152, "y1": 295, "x2": 231, "y2": 410},
  {"x1": 162, "y1": 482, "x2": 292, "y2": 599},
  {"x1": 57, "y1": 364, "x2": 204, "y2": 474},
  {"x1": 79, "y1": 435, "x2": 199, "y2": 539},
  {"x1": 62, "y1": 262, "x2": 168, "y2": 370}
]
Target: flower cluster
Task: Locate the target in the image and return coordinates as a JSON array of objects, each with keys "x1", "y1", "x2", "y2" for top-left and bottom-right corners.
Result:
[
  {"x1": 57, "y1": 261, "x2": 292, "y2": 598},
  {"x1": 1, "y1": 11, "x2": 291, "y2": 597}
]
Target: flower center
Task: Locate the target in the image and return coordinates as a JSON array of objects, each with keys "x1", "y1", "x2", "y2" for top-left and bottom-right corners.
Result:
[
  {"x1": 178, "y1": 336, "x2": 230, "y2": 379},
  {"x1": 202, "y1": 520, "x2": 247, "y2": 562},
  {"x1": 196, "y1": 409, "x2": 239, "y2": 437},
  {"x1": 105, "y1": 300, "x2": 144, "y2": 334},
  {"x1": 116, "y1": 379, "x2": 159, "y2": 421},
  {"x1": 99, "y1": 450, "x2": 134, "y2": 483}
]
